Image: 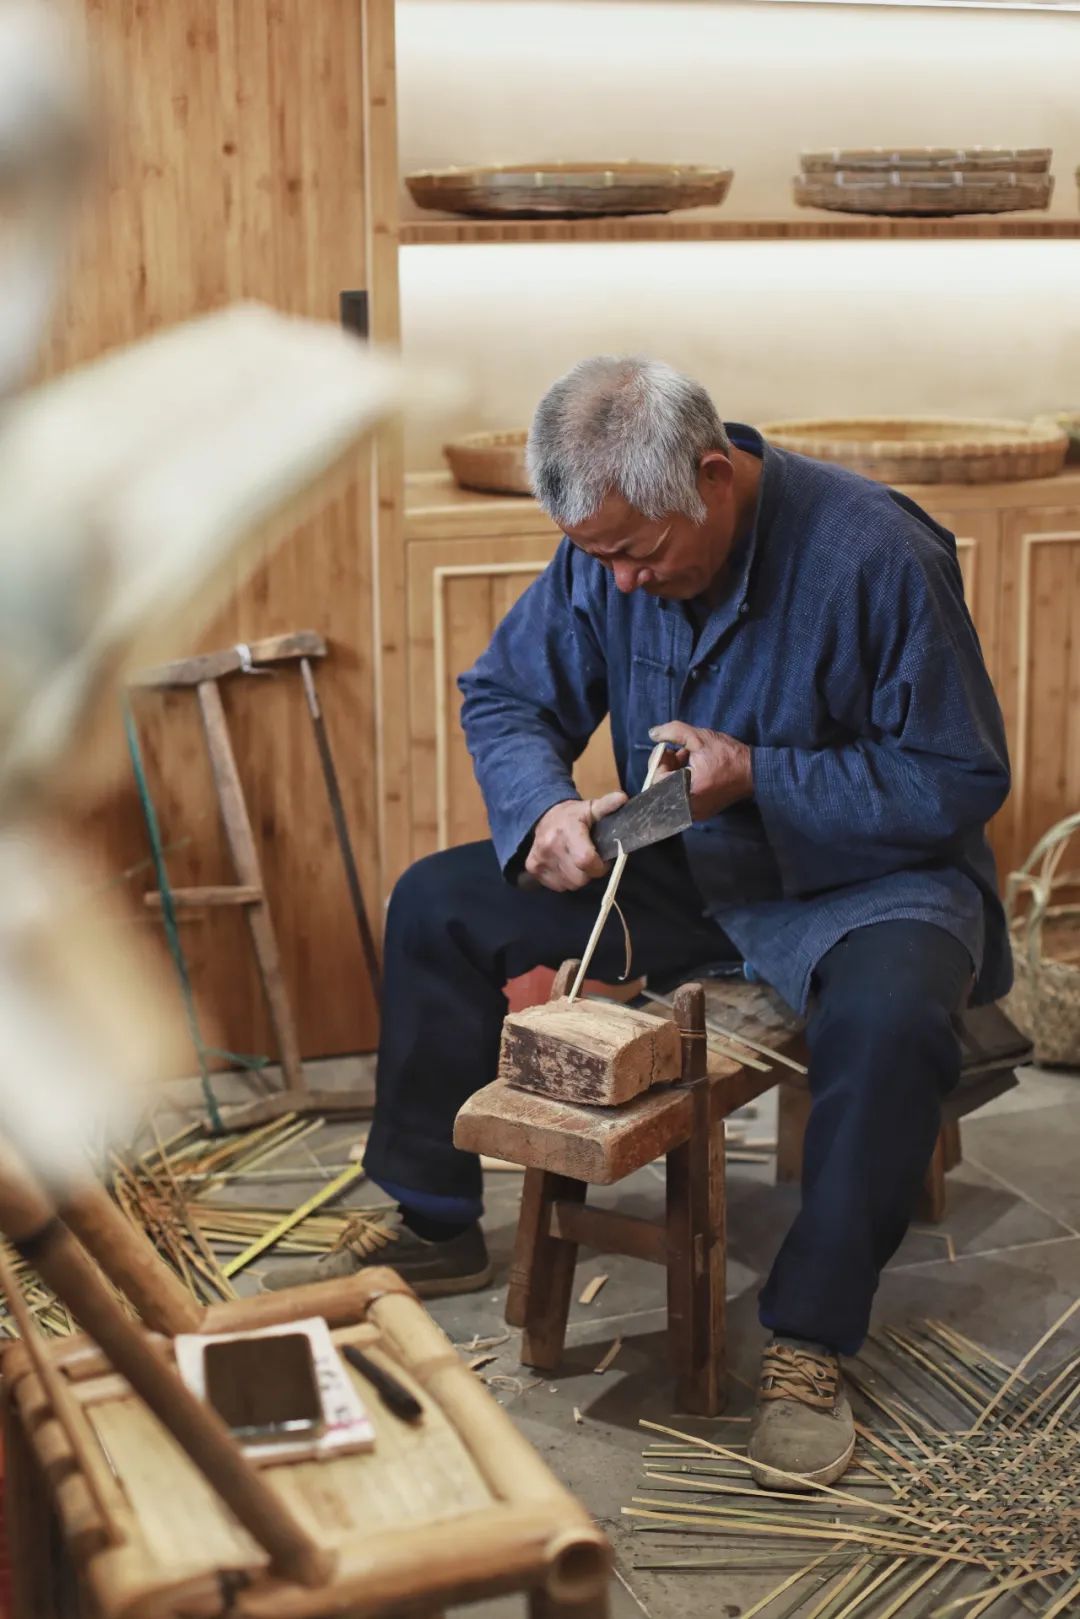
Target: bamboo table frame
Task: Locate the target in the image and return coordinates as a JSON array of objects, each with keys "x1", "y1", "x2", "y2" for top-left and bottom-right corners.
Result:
[{"x1": 0, "y1": 1139, "x2": 611, "y2": 1619}]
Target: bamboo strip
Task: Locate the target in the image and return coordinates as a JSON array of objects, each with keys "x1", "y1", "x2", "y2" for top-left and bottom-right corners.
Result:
[
  {"x1": 639, "y1": 1423, "x2": 949, "y2": 1535},
  {"x1": 569, "y1": 743, "x2": 666, "y2": 1002},
  {"x1": 968, "y1": 1297, "x2": 1080, "y2": 1433},
  {"x1": 622, "y1": 1508, "x2": 981, "y2": 1565},
  {"x1": 221, "y1": 1163, "x2": 364, "y2": 1276},
  {"x1": 738, "y1": 1552, "x2": 840, "y2": 1619}
]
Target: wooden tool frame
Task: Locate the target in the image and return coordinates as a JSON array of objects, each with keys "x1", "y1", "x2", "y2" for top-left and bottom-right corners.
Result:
[{"x1": 131, "y1": 630, "x2": 378, "y2": 1132}]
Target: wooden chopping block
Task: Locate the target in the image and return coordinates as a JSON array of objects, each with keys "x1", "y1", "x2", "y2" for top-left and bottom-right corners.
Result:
[{"x1": 498, "y1": 996, "x2": 681, "y2": 1106}]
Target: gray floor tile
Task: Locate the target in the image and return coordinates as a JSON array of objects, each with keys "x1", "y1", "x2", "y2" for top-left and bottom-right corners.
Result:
[
  {"x1": 962, "y1": 1100, "x2": 1080, "y2": 1234},
  {"x1": 978, "y1": 1063, "x2": 1079, "y2": 1117}
]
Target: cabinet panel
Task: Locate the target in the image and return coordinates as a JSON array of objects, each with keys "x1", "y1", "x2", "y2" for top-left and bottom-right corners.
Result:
[
  {"x1": 922, "y1": 505, "x2": 1009, "y2": 871},
  {"x1": 406, "y1": 536, "x2": 615, "y2": 861},
  {"x1": 999, "y1": 508, "x2": 1080, "y2": 872}
]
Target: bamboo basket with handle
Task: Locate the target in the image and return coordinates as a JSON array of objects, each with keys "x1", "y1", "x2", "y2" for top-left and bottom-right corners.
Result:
[{"x1": 1004, "y1": 810, "x2": 1080, "y2": 1067}]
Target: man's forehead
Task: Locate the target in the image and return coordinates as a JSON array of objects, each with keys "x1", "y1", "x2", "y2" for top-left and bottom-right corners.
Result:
[{"x1": 569, "y1": 493, "x2": 639, "y2": 544}]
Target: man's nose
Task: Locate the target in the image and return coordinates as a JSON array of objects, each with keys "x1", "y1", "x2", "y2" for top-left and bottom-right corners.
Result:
[{"x1": 613, "y1": 561, "x2": 644, "y2": 593}]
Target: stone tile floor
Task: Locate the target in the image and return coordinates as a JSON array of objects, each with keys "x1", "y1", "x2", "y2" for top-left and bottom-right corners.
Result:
[{"x1": 161, "y1": 1059, "x2": 1080, "y2": 1619}]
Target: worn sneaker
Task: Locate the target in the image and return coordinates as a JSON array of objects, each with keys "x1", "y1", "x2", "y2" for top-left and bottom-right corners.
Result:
[
  {"x1": 261, "y1": 1216, "x2": 493, "y2": 1298},
  {"x1": 748, "y1": 1337, "x2": 856, "y2": 1492}
]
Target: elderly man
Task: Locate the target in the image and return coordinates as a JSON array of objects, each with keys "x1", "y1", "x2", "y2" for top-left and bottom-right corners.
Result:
[{"x1": 276, "y1": 357, "x2": 1011, "y2": 1490}]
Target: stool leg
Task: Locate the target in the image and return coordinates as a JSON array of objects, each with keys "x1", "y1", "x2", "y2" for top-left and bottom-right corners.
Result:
[
  {"x1": 915, "y1": 1129, "x2": 949, "y2": 1224},
  {"x1": 776, "y1": 1081, "x2": 810, "y2": 1185},
  {"x1": 512, "y1": 1169, "x2": 584, "y2": 1371},
  {"x1": 941, "y1": 1118, "x2": 962, "y2": 1171},
  {"x1": 666, "y1": 984, "x2": 726, "y2": 1417}
]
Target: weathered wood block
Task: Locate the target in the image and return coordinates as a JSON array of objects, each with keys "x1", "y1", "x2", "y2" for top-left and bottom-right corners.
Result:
[{"x1": 498, "y1": 997, "x2": 681, "y2": 1106}]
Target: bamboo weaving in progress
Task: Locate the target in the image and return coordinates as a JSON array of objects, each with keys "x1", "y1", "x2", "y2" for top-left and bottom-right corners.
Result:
[{"x1": 624, "y1": 1307, "x2": 1080, "y2": 1616}]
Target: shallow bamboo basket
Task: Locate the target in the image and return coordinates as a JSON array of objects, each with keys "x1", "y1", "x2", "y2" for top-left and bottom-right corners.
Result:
[
  {"x1": 1005, "y1": 812, "x2": 1080, "y2": 1067},
  {"x1": 800, "y1": 146, "x2": 1052, "y2": 175},
  {"x1": 407, "y1": 161, "x2": 735, "y2": 219},
  {"x1": 444, "y1": 429, "x2": 532, "y2": 495},
  {"x1": 794, "y1": 169, "x2": 1053, "y2": 216},
  {"x1": 1, "y1": 1268, "x2": 611, "y2": 1619},
  {"x1": 759, "y1": 415, "x2": 1068, "y2": 485},
  {"x1": 1047, "y1": 410, "x2": 1080, "y2": 465}
]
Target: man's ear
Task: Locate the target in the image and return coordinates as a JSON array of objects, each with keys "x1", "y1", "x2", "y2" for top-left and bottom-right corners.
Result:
[{"x1": 698, "y1": 449, "x2": 734, "y2": 493}]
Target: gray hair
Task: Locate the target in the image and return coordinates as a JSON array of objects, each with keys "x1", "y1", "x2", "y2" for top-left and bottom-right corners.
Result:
[{"x1": 526, "y1": 356, "x2": 731, "y2": 528}]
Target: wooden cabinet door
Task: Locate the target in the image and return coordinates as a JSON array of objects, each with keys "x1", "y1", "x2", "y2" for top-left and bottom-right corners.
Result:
[
  {"x1": 923, "y1": 507, "x2": 1002, "y2": 684},
  {"x1": 922, "y1": 505, "x2": 1009, "y2": 871},
  {"x1": 406, "y1": 535, "x2": 616, "y2": 861},
  {"x1": 997, "y1": 505, "x2": 1080, "y2": 872}
]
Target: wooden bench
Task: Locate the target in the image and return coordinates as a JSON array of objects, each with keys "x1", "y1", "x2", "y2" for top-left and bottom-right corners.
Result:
[{"x1": 455, "y1": 966, "x2": 1031, "y2": 1414}]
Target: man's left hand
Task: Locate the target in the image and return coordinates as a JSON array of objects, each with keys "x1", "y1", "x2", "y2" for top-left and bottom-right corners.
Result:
[{"x1": 648, "y1": 721, "x2": 754, "y2": 819}]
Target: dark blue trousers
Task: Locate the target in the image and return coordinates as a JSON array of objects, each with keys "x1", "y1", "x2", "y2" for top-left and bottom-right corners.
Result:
[{"x1": 364, "y1": 839, "x2": 972, "y2": 1353}]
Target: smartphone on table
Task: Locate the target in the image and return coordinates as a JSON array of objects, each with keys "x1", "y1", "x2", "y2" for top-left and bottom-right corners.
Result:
[{"x1": 203, "y1": 1332, "x2": 325, "y2": 1445}]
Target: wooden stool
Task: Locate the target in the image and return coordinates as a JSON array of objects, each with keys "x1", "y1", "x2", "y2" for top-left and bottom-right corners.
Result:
[
  {"x1": 457, "y1": 972, "x2": 1032, "y2": 1418},
  {"x1": 456, "y1": 964, "x2": 767, "y2": 1416}
]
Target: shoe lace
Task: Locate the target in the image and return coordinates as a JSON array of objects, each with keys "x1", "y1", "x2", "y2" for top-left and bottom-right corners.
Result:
[{"x1": 759, "y1": 1342, "x2": 839, "y2": 1411}]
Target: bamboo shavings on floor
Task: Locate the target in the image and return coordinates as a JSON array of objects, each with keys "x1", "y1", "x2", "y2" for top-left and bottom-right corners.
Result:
[
  {"x1": 595, "y1": 1336, "x2": 623, "y2": 1375},
  {"x1": 579, "y1": 1274, "x2": 609, "y2": 1306},
  {"x1": 0, "y1": 1112, "x2": 391, "y2": 1335},
  {"x1": 623, "y1": 1310, "x2": 1080, "y2": 1616}
]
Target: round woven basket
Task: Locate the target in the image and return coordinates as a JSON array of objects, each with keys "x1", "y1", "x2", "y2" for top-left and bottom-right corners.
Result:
[
  {"x1": 1046, "y1": 411, "x2": 1080, "y2": 465},
  {"x1": 1004, "y1": 812, "x2": 1080, "y2": 1067},
  {"x1": 801, "y1": 146, "x2": 1052, "y2": 175},
  {"x1": 444, "y1": 429, "x2": 531, "y2": 495},
  {"x1": 793, "y1": 170, "x2": 1052, "y2": 217},
  {"x1": 407, "y1": 162, "x2": 734, "y2": 219},
  {"x1": 758, "y1": 416, "x2": 1068, "y2": 484}
]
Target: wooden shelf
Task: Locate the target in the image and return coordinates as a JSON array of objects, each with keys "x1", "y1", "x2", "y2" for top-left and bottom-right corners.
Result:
[
  {"x1": 405, "y1": 467, "x2": 1080, "y2": 530},
  {"x1": 400, "y1": 214, "x2": 1080, "y2": 246}
]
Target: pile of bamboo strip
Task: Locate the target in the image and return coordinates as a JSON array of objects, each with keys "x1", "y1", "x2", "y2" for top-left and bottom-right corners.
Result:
[
  {"x1": 624, "y1": 1306, "x2": 1080, "y2": 1616},
  {"x1": 0, "y1": 1112, "x2": 391, "y2": 1335}
]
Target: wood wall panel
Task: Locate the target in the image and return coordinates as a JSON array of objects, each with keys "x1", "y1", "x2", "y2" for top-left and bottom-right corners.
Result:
[
  {"x1": 406, "y1": 536, "x2": 615, "y2": 861},
  {"x1": 50, "y1": 2, "x2": 379, "y2": 1063}
]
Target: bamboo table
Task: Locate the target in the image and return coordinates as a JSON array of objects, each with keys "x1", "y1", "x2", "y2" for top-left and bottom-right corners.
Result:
[{"x1": 1, "y1": 1268, "x2": 611, "y2": 1619}]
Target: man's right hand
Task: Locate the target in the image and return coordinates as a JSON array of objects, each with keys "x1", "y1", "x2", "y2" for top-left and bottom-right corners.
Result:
[{"x1": 524, "y1": 792, "x2": 628, "y2": 892}]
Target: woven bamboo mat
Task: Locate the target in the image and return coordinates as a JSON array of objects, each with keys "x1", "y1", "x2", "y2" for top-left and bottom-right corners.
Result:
[{"x1": 624, "y1": 1308, "x2": 1080, "y2": 1616}]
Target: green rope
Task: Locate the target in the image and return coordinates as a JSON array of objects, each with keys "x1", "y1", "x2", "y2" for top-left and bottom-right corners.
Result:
[{"x1": 123, "y1": 700, "x2": 271, "y2": 1133}]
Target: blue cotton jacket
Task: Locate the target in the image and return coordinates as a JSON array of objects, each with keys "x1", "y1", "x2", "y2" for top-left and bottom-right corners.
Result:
[{"x1": 458, "y1": 425, "x2": 1012, "y2": 1013}]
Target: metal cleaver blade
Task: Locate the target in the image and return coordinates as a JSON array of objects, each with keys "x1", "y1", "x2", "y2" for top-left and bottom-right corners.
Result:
[{"x1": 592, "y1": 767, "x2": 693, "y2": 862}]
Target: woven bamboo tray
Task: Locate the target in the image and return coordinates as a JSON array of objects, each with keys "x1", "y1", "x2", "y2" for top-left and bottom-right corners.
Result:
[
  {"x1": 444, "y1": 429, "x2": 531, "y2": 495},
  {"x1": 1004, "y1": 811, "x2": 1080, "y2": 1066},
  {"x1": 794, "y1": 170, "x2": 1052, "y2": 217},
  {"x1": 758, "y1": 416, "x2": 1069, "y2": 484},
  {"x1": 407, "y1": 161, "x2": 734, "y2": 219},
  {"x1": 801, "y1": 146, "x2": 1052, "y2": 175},
  {"x1": 1047, "y1": 410, "x2": 1080, "y2": 465}
]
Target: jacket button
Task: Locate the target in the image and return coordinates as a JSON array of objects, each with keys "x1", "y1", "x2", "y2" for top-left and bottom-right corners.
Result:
[{"x1": 738, "y1": 601, "x2": 750, "y2": 616}]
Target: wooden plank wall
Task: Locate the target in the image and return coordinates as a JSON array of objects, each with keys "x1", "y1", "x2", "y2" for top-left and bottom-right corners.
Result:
[{"x1": 49, "y1": 1, "x2": 380, "y2": 1062}]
